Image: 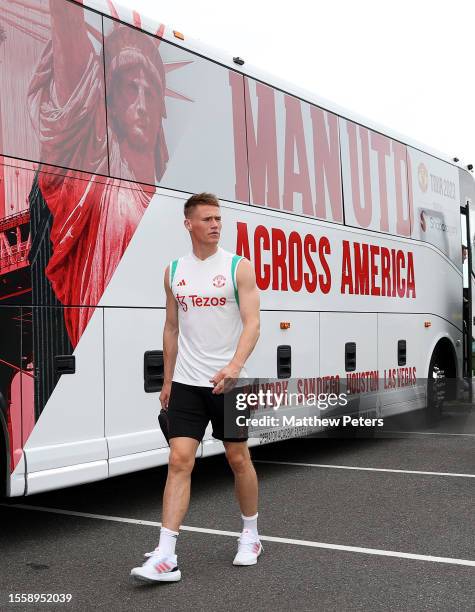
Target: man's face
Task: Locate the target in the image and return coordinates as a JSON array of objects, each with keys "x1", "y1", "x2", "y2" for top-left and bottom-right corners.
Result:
[
  {"x1": 111, "y1": 65, "x2": 163, "y2": 151},
  {"x1": 186, "y1": 205, "x2": 222, "y2": 245}
]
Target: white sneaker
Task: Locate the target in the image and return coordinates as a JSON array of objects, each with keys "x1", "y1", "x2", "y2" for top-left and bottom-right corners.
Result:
[
  {"x1": 130, "y1": 553, "x2": 181, "y2": 583},
  {"x1": 233, "y1": 529, "x2": 263, "y2": 566}
]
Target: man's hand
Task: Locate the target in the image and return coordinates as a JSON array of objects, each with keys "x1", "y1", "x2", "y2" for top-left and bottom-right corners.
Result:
[
  {"x1": 160, "y1": 381, "x2": 172, "y2": 409},
  {"x1": 210, "y1": 361, "x2": 243, "y2": 394}
]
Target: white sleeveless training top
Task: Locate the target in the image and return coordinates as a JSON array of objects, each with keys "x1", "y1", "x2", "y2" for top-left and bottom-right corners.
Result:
[{"x1": 170, "y1": 247, "x2": 247, "y2": 387}]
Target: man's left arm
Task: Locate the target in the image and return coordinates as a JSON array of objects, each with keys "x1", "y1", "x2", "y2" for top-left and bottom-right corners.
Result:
[{"x1": 210, "y1": 258, "x2": 260, "y2": 394}]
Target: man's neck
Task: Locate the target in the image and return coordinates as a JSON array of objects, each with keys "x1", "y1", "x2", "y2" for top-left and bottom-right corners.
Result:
[{"x1": 192, "y1": 243, "x2": 219, "y2": 261}]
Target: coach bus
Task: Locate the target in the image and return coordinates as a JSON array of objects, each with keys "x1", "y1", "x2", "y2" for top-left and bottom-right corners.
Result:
[{"x1": 0, "y1": 0, "x2": 473, "y2": 497}]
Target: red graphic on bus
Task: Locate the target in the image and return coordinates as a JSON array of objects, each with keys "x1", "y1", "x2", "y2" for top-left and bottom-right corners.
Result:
[
  {"x1": 0, "y1": 0, "x2": 191, "y2": 471},
  {"x1": 30, "y1": 5, "x2": 169, "y2": 346}
]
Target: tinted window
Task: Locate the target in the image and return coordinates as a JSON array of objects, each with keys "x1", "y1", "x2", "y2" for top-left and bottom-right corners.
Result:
[
  {"x1": 340, "y1": 118, "x2": 412, "y2": 237},
  {"x1": 243, "y1": 78, "x2": 343, "y2": 222},
  {"x1": 0, "y1": 1, "x2": 108, "y2": 174},
  {"x1": 103, "y1": 18, "x2": 248, "y2": 202},
  {"x1": 410, "y1": 148, "x2": 461, "y2": 267}
]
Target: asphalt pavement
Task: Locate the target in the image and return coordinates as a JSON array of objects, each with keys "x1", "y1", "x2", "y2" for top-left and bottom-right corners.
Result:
[{"x1": 0, "y1": 406, "x2": 474, "y2": 612}]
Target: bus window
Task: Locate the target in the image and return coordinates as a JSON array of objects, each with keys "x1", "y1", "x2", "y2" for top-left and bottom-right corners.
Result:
[
  {"x1": 462, "y1": 245, "x2": 469, "y2": 289},
  {"x1": 102, "y1": 17, "x2": 248, "y2": 203},
  {"x1": 410, "y1": 148, "x2": 461, "y2": 268},
  {"x1": 241, "y1": 78, "x2": 343, "y2": 223},
  {"x1": 0, "y1": 0, "x2": 107, "y2": 175},
  {"x1": 340, "y1": 119, "x2": 412, "y2": 238}
]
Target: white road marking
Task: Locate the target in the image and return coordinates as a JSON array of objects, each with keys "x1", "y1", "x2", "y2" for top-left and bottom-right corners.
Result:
[
  {"x1": 2, "y1": 503, "x2": 475, "y2": 568},
  {"x1": 383, "y1": 431, "x2": 475, "y2": 437},
  {"x1": 253, "y1": 460, "x2": 475, "y2": 478}
]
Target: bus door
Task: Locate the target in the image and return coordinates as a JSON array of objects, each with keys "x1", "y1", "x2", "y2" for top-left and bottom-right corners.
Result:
[
  {"x1": 471, "y1": 203, "x2": 475, "y2": 369},
  {"x1": 460, "y1": 200, "x2": 473, "y2": 390}
]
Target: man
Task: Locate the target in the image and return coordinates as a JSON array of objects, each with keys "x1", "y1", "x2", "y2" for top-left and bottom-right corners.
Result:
[{"x1": 131, "y1": 193, "x2": 261, "y2": 583}]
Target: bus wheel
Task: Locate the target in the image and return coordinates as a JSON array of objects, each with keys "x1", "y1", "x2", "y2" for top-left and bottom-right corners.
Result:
[{"x1": 426, "y1": 343, "x2": 456, "y2": 425}]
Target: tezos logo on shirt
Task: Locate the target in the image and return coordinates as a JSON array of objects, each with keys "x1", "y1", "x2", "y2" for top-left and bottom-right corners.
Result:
[{"x1": 176, "y1": 294, "x2": 227, "y2": 311}]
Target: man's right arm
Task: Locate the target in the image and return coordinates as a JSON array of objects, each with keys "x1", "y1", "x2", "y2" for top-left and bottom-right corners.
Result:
[{"x1": 160, "y1": 266, "x2": 179, "y2": 409}]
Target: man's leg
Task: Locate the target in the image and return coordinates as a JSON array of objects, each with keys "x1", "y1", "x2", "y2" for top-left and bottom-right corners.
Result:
[
  {"x1": 162, "y1": 436, "x2": 200, "y2": 531},
  {"x1": 224, "y1": 441, "x2": 258, "y2": 516},
  {"x1": 130, "y1": 436, "x2": 199, "y2": 582},
  {"x1": 224, "y1": 441, "x2": 262, "y2": 565}
]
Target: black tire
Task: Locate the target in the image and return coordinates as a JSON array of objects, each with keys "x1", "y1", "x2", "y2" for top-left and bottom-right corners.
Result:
[{"x1": 426, "y1": 349, "x2": 447, "y2": 425}]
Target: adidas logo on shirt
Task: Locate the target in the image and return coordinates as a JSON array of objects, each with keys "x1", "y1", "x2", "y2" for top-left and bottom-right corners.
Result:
[{"x1": 177, "y1": 279, "x2": 186, "y2": 286}]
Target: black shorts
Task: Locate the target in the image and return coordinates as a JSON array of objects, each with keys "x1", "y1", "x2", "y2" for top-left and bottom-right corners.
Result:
[{"x1": 167, "y1": 381, "x2": 250, "y2": 442}]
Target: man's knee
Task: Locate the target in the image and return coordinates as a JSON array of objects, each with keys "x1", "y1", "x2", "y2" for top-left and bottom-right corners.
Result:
[
  {"x1": 168, "y1": 447, "x2": 196, "y2": 474},
  {"x1": 225, "y1": 445, "x2": 251, "y2": 474}
]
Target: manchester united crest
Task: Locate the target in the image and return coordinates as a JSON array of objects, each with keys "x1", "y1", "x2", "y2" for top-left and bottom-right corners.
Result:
[
  {"x1": 212, "y1": 274, "x2": 226, "y2": 288},
  {"x1": 418, "y1": 163, "x2": 429, "y2": 193}
]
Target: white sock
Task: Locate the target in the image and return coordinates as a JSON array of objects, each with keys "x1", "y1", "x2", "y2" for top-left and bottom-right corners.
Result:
[
  {"x1": 241, "y1": 512, "x2": 258, "y2": 538},
  {"x1": 157, "y1": 526, "x2": 179, "y2": 557}
]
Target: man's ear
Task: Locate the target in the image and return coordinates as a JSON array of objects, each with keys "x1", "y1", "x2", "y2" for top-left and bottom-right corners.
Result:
[{"x1": 184, "y1": 218, "x2": 192, "y2": 232}]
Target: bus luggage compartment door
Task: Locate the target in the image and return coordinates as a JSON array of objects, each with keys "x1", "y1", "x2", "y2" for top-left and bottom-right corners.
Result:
[
  {"x1": 201, "y1": 311, "x2": 319, "y2": 456},
  {"x1": 319, "y1": 312, "x2": 378, "y2": 418},
  {"x1": 22, "y1": 307, "x2": 107, "y2": 495},
  {"x1": 104, "y1": 308, "x2": 170, "y2": 477}
]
